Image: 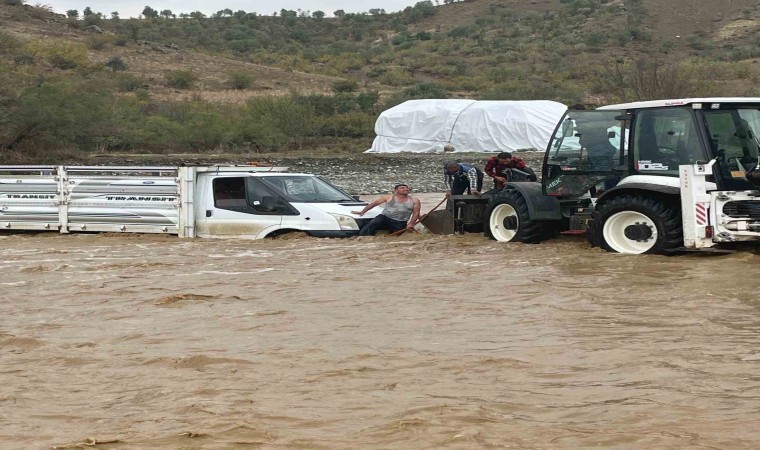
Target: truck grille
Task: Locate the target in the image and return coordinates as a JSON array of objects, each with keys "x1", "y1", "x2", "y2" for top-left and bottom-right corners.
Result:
[{"x1": 723, "y1": 201, "x2": 760, "y2": 220}]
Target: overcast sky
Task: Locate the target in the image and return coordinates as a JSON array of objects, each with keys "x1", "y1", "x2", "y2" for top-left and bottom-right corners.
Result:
[{"x1": 45, "y1": 1, "x2": 421, "y2": 18}]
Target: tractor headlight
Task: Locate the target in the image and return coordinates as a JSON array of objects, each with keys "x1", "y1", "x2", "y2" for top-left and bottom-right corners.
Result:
[{"x1": 330, "y1": 213, "x2": 359, "y2": 230}]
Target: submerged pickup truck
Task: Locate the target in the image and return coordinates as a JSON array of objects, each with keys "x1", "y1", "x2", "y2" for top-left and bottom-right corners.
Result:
[{"x1": 0, "y1": 165, "x2": 380, "y2": 239}]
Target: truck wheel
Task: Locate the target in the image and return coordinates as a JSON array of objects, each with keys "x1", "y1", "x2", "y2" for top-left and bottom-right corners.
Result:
[
  {"x1": 593, "y1": 195, "x2": 682, "y2": 254},
  {"x1": 488, "y1": 190, "x2": 546, "y2": 243}
]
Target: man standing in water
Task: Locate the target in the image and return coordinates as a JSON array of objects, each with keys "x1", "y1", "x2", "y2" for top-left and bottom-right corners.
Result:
[{"x1": 352, "y1": 183, "x2": 421, "y2": 236}]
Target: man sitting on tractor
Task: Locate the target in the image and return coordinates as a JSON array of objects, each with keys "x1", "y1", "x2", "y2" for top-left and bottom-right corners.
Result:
[{"x1": 484, "y1": 152, "x2": 537, "y2": 189}]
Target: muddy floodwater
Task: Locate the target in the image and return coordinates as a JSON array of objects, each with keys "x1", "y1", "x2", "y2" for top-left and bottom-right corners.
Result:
[{"x1": 2, "y1": 226, "x2": 760, "y2": 448}]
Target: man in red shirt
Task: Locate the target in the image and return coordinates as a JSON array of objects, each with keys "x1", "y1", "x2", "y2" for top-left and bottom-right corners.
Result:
[{"x1": 484, "y1": 152, "x2": 534, "y2": 189}]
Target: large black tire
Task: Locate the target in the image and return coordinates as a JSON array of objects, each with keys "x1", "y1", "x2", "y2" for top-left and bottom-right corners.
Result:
[
  {"x1": 591, "y1": 194, "x2": 682, "y2": 254},
  {"x1": 487, "y1": 190, "x2": 547, "y2": 243}
]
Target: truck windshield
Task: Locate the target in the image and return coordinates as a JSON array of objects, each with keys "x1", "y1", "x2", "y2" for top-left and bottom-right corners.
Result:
[
  {"x1": 703, "y1": 107, "x2": 760, "y2": 181},
  {"x1": 260, "y1": 176, "x2": 355, "y2": 202}
]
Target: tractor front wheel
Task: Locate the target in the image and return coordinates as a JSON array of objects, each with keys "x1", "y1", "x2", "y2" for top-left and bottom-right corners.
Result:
[{"x1": 592, "y1": 195, "x2": 682, "y2": 254}]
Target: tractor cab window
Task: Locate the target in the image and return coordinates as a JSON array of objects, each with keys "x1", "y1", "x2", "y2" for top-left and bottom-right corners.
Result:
[
  {"x1": 703, "y1": 108, "x2": 760, "y2": 183},
  {"x1": 544, "y1": 110, "x2": 625, "y2": 197},
  {"x1": 633, "y1": 108, "x2": 702, "y2": 175}
]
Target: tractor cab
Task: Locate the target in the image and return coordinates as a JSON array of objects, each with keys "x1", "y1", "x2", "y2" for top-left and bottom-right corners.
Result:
[
  {"x1": 542, "y1": 110, "x2": 626, "y2": 199},
  {"x1": 700, "y1": 103, "x2": 760, "y2": 190},
  {"x1": 542, "y1": 101, "x2": 760, "y2": 198}
]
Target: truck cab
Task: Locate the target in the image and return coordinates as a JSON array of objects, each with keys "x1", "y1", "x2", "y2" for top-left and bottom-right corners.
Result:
[
  {"x1": 192, "y1": 171, "x2": 377, "y2": 239},
  {"x1": 488, "y1": 98, "x2": 760, "y2": 254}
]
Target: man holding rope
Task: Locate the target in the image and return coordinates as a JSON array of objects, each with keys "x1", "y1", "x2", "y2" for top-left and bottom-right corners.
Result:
[{"x1": 352, "y1": 183, "x2": 421, "y2": 236}]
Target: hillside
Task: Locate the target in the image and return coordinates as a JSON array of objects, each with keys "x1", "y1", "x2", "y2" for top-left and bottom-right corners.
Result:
[
  {"x1": 0, "y1": 4, "x2": 347, "y2": 100},
  {"x1": 1, "y1": 0, "x2": 759, "y2": 162}
]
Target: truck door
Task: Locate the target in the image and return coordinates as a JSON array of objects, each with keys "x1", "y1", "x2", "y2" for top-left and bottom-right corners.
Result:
[
  {"x1": 543, "y1": 110, "x2": 626, "y2": 198},
  {"x1": 199, "y1": 176, "x2": 294, "y2": 238}
]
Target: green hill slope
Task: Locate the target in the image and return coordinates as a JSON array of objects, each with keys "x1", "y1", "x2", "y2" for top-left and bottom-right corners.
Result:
[{"x1": 1, "y1": 0, "x2": 759, "y2": 161}]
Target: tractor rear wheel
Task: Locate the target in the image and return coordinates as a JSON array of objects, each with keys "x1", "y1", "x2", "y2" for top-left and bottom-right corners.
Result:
[
  {"x1": 592, "y1": 195, "x2": 682, "y2": 254},
  {"x1": 487, "y1": 190, "x2": 547, "y2": 243}
]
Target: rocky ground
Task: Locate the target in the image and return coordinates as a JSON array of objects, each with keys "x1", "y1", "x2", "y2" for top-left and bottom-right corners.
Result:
[{"x1": 274, "y1": 151, "x2": 545, "y2": 194}]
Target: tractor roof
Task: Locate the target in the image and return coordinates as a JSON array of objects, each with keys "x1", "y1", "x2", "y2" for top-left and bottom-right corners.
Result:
[{"x1": 598, "y1": 97, "x2": 760, "y2": 111}]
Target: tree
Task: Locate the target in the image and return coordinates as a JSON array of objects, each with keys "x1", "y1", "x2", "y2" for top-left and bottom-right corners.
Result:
[
  {"x1": 83, "y1": 6, "x2": 93, "y2": 16},
  {"x1": 141, "y1": 6, "x2": 159, "y2": 19},
  {"x1": 66, "y1": 9, "x2": 78, "y2": 18},
  {"x1": 334, "y1": 9, "x2": 345, "y2": 17},
  {"x1": 110, "y1": 11, "x2": 119, "y2": 20},
  {"x1": 592, "y1": 57, "x2": 713, "y2": 102},
  {"x1": 8, "y1": 79, "x2": 113, "y2": 149},
  {"x1": 312, "y1": 10, "x2": 325, "y2": 19},
  {"x1": 369, "y1": 8, "x2": 386, "y2": 15},
  {"x1": 160, "y1": 9, "x2": 173, "y2": 18}
]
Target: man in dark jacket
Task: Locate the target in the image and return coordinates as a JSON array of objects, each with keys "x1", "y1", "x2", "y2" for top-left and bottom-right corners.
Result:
[
  {"x1": 444, "y1": 161, "x2": 484, "y2": 196},
  {"x1": 484, "y1": 152, "x2": 535, "y2": 189}
]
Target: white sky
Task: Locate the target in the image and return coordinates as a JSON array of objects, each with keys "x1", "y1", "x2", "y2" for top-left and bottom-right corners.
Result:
[{"x1": 41, "y1": 1, "x2": 422, "y2": 18}]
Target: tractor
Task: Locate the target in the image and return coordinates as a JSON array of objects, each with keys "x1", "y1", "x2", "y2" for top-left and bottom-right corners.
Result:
[{"x1": 486, "y1": 98, "x2": 760, "y2": 254}]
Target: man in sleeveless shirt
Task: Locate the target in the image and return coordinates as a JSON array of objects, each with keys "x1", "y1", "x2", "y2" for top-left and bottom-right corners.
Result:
[{"x1": 352, "y1": 184, "x2": 421, "y2": 236}]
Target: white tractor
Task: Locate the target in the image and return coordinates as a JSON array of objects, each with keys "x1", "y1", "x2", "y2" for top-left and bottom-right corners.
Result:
[{"x1": 487, "y1": 98, "x2": 760, "y2": 254}]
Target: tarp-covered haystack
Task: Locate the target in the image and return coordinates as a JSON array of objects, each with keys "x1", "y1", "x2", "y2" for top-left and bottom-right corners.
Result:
[{"x1": 367, "y1": 99, "x2": 567, "y2": 153}]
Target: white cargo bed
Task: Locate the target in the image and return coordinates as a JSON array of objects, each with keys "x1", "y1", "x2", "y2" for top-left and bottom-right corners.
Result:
[{"x1": 0, "y1": 165, "x2": 287, "y2": 236}]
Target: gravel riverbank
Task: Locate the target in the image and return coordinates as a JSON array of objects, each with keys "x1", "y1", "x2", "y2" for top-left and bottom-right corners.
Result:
[
  {"x1": 266, "y1": 151, "x2": 545, "y2": 195},
  {"x1": 88, "y1": 150, "x2": 545, "y2": 195}
]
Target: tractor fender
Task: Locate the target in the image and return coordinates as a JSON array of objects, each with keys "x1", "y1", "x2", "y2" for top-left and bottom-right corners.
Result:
[
  {"x1": 496, "y1": 182, "x2": 563, "y2": 220},
  {"x1": 596, "y1": 183, "x2": 680, "y2": 206}
]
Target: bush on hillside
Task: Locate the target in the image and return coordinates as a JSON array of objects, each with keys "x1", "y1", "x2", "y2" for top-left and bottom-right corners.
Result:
[
  {"x1": 106, "y1": 56, "x2": 128, "y2": 71},
  {"x1": 227, "y1": 70, "x2": 254, "y2": 89},
  {"x1": 165, "y1": 70, "x2": 197, "y2": 89}
]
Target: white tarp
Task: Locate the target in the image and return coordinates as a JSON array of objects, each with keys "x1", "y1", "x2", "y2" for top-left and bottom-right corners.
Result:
[{"x1": 367, "y1": 99, "x2": 567, "y2": 153}]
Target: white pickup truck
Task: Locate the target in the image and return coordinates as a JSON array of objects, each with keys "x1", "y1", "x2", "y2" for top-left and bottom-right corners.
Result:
[{"x1": 0, "y1": 165, "x2": 380, "y2": 239}]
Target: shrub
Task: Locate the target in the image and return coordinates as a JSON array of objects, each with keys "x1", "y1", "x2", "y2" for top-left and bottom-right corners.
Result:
[
  {"x1": 105, "y1": 56, "x2": 127, "y2": 71},
  {"x1": 318, "y1": 112, "x2": 374, "y2": 138},
  {"x1": 87, "y1": 35, "x2": 114, "y2": 50},
  {"x1": 734, "y1": 62, "x2": 752, "y2": 79},
  {"x1": 24, "y1": 39, "x2": 88, "y2": 70},
  {"x1": 13, "y1": 54, "x2": 35, "y2": 66},
  {"x1": 165, "y1": 70, "x2": 197, "y2": 89},
  {"x1": 115, "y1": 73, "x2": 143, "y2": 91},
  {"x1": 378, "y1": 68, "x2": 414, "y2": 86},
  {"x1": 402, "y1": 82, "x2": 448, "y2": 99},
  {"x1": 227, "y1": 70, "x2": 254, "y2": 89},
  {"x1": 332, "y1": 79, "x2": 358, "y2": 93},
  {"x1": 49, "y1": 55, "x2": 79, "y2": 70}
]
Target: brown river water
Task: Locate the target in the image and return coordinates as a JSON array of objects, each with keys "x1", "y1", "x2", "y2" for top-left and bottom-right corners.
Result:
[{"x1": 1, "y1": 197, "x2": 760, "y2": 449}]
